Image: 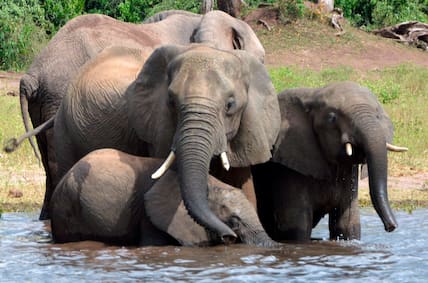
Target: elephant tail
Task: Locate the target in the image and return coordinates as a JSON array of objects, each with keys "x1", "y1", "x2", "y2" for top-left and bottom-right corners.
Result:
[
  {"x1": 4, "y1": 115, "x2": 54, "y2": 154},
  {"x1": 19, "y1": 73, "x2": 41, "y2": 163}
]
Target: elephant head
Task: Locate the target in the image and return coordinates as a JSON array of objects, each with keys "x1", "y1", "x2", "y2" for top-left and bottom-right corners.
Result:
[
  {"x1": 145, "y1": 9, "x2": 266, "y2": 62},
  {"x1": 145, "y1": 171, "x2": 278, "y2": 247},
  {"x1": 192, "y1": 10, "x2": 265, "y2": 62},
  {"x1": 273, "y1": 81, "x2": 402, "y2": 232},
  {"x1": 127, "y1": 44, "x2": 280, "y2": 241}
]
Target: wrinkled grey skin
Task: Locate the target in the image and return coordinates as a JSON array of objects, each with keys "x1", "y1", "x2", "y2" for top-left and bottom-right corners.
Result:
[
  {"x1": 53, "y1": 44, "x2": 280, "y2": 241},
  {"x1": 19, "y1": 10, "x2": 265, "y2": 220},
  {"x1": 50, "y1": 149, "x2": 278, "y2": 248},
  {"x1": 252, "y1": 81, "x2": 397, "y2": 242}
]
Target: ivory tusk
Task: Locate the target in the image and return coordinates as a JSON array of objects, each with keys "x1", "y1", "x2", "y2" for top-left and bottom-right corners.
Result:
[
  {"x1": 386, "y1": 143, "x2": 408, "y2": 152},
  {"x1": 345, "y1": 143, "x2": 353, "y2": 156},
  {"x1": 220, "y1": 152, "x2": 230, "y2": 171},
  {"x1": 151, "y1": 151, "x2": 176, "y2": 179}
]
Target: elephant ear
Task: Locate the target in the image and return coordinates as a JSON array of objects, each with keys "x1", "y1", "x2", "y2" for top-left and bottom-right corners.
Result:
[
  {"x1": 227, "y1": 51, "x2": 281, "y2": 167},
  {"x1": 370, "y1": 88, "x2": 394, "y2": 144},
  {"x1": 192, "y1": 10, "x2": 265, "y2": 62},
  {"x1": 272, "y1": 88, "x2": 331, "y2": 180},
  {"x1": 144, "y1": 171, "x2": 213, "y2": 246},
  {"x1": 127, "y1": 45, "x2": 188, "y2": 157}
]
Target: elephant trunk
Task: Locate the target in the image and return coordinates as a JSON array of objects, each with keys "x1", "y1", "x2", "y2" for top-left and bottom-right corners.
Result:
[
  {"x1": 237, "y1": 223, "x2": 281, "y2": 248},
  {"x1": 175, "y1": 103, "x2": 237, "y2": 242},
  {"x1": 355, "y1": 112, "x2": 397, "y2": 232},
  {"x1": 210, "y1": 185, "x2": 280, "y2": 248}
]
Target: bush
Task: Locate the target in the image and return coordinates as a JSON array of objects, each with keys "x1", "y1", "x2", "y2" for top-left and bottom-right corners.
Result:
[
  {"x1": 41, "y1": 0, "x2": 85, "y2": 34},
  {"x1": 0, "y1": 0, "x2": 50, "y2": 70},
  {"x1": 87, "y1": 0, "x2": 199, "y2": 23},
  {"x1": 335, "y1": 0, "x2": 428, "y2": 29},
  {"x1": 85, "y1": 0, "x2": 123, "y2": 18},
  {"x1": 277, "y1": 0, "x2": 305, "y2": 22},
  {"x1": 118, "y1": 0, "x2": 162, "y2": 22},
  {"x1": 144, "y1": 0, "x2": 200, "y2": 19},
  {"x1": 372, "y1": 0, "x2": 428, "y2": 28}
]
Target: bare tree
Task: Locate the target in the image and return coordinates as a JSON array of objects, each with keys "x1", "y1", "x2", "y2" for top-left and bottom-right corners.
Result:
[{"x1": 319, "y1": 0, "x2": 334, "y2": 13}]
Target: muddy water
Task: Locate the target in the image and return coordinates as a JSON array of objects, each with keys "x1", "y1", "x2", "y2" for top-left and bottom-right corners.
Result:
[{"x1": 1, "y1": 208, "x2": 427, "y2": 282}]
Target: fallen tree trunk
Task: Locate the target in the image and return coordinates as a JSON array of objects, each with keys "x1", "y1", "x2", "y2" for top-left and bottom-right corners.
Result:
[{"x1": 373, "y1": 21, "x2": 428, "y2": 51}]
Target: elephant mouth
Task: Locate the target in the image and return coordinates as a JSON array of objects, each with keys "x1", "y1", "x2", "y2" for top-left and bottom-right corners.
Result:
[{"x1": 337, "y1": 143, "x2": 366, "y2": 164}]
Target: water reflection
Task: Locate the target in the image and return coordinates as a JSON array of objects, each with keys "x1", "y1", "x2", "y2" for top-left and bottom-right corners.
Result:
[{"x1": 1, "y1": 209, "x2": 427, "y2": 282}]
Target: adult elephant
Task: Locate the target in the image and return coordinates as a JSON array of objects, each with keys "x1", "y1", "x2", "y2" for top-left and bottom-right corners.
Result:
[
  {"x1": 50, "y1": 148, "x2": 278, "y2": 248},
  {"x1": 252, "y1": 81, "x2": 407, "y2": 242},
  {"x1": 53, "y1": 44, "x2": 280, "y2": 241},
  {"x1": 18, "y1": 9, "x2": 265, "y2": 220}
]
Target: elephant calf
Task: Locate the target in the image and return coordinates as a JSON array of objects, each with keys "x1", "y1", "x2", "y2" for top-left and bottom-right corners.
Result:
[
  {"x1": 253, "y1": 81, "x2": 407, "y2": 242},
  {"x1": 50, "y1": 148, "x2": 277, "y2": 247}
]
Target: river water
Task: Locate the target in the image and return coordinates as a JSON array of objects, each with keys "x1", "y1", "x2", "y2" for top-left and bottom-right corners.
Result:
[{"x1": 1, "y1": 208, "x2": 427, "y2": 282}]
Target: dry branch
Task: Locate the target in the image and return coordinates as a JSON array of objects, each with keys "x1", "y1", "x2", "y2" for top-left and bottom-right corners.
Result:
[{"x1": 373, "y1": 21, "x2": 428, "y2": 51}]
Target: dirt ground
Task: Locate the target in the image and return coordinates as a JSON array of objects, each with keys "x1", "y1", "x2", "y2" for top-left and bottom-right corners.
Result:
[{"x1": 245, "y1": 7, "x2": 428, "y2": 72}]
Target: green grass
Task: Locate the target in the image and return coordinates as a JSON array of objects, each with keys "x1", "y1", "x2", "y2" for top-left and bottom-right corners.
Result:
[
  {"x1": 0, "y1": 94, "x2": 44, "y2": 212},
  {"x1": 268, "y1": 63, "x2": 428, "y2": 175}
]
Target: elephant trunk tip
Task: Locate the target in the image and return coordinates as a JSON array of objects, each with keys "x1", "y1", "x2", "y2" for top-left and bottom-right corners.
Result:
[
  {"x1": 384, "y1": 221, "x2": 397, "y2": 232},
  {"x1": 222, "y1": 234, "x2": 237, "y2": 245}
]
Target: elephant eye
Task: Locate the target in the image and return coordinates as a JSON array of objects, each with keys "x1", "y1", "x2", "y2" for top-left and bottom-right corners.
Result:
[
  {"x1": 327, "y1": 112, "x2": 337, "y2": 123},
  {"x1": 226, "y1": 97, "x2": 236, "y2": 115},
  {"x1": 167, "y1": 89, "x2": 175, "y2": 107}
]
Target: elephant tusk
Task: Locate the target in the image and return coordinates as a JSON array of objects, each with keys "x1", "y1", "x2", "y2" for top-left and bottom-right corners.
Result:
[
  {"x1": 345, "y1": 143, "x2": 353, "y2": 156},
  {"x1": 151, "y1": 151, "x2": 176, "y2": 179},
  {"x1": 386, "y1": 143, "x2": 408, "y2": 152},
  {"x1": 220, "y1": 152, "x2": 230, "y2": 171}
]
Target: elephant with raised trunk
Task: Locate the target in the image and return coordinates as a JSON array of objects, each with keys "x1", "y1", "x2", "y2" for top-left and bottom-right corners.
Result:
[
  {"x1": 50, "y1": 149, "x2": 278, "y2": 247},
  {"x1": 17, "y1": 9, "x2": 265, "y2": 220},
  {"x1": 52, "y1": 44, "x2": 280, "y2": 242},
  {"x1": 252, "y1": 81, "x2": 407, "y2": 242}
]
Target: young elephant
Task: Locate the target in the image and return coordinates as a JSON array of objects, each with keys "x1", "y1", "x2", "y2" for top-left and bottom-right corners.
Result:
[
  {"x1": 50, "y1": 149, "x2": 277, "y2": 247},
  {"x1": 252, "y1": 81, "x2": 407, "y2": 242}
]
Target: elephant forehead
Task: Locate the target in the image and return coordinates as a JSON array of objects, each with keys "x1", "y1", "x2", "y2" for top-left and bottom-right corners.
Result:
[
  {"x1": 319, "y1": 82, "x2": 378, "y2": 110},
  {"x1": 177, "y1": 49, "x2": 239, "y2": 72}
]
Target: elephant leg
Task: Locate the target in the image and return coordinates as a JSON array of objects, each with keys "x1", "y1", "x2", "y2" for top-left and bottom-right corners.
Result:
[
  {"x1": 328, "y1": 197, "x2": 361, "y2": 240},
  {"x1": 276, "y1": 204, "x2": 313, "y2": 242},
  {"x1": 39, "y1": 128, "x2": 59, "y2": 220},
  {"x1": 329, "y1": 165, "x2": 361, "y2": 240}
]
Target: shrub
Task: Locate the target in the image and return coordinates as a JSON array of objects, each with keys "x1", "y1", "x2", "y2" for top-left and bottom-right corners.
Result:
[
  {"x1": 85, "y1": 0, "x2": 123, "y2": 17},
  {"x1": 144, "y1": 0, "x2": 200, "y2": 19},
  {"x1": 335, "y1": 0, "x2": 428, "y2": 29},
  {"x1": 0, "y1": 0, "x2": 50, "y2": 70},
  {"x1": 277, "y1": 0, "x2": 305, "y2": 22},
  {"x1": 372, "y1": 0, "x2": 428, "y2": 28},
  {"x1": 118, "y1": 0, "x2": 162, "y2": 22},
  {"x1": 41, "y1": 0, "x2": 85, "y2": 34}
]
